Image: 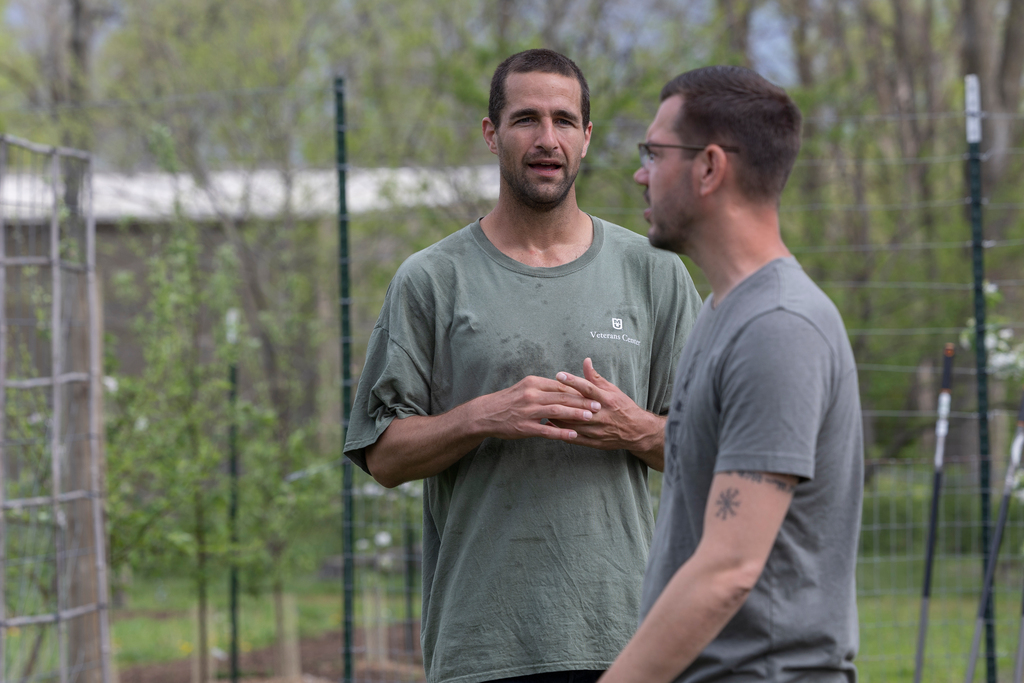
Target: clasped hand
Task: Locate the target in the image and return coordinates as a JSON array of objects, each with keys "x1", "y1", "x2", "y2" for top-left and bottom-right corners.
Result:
[
  {"x1": 480, "y1": 357, "x2": 653, "y2": 457},
  {"x1": 550, "y1": 357, "x2": 649, "y2": 451}
]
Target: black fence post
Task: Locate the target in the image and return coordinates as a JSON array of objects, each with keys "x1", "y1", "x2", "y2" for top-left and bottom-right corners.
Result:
[
  {"x1": 335, "y1": 75, "x2": 355, "y2": 683},
  {"x1": 966, "y1": 73, "x2": 996, "y2": 683},
  {"x1": 227, "y1": 309, "x2": 240, "y2": 683}
]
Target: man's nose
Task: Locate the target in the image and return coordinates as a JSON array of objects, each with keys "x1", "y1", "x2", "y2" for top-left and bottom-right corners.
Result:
[
  {"x1": 535, "y1": 119, "x2": 559, "y2": 150},
  {"x1": 633, "y1": 165, "x2": 649, "y2": 185}
]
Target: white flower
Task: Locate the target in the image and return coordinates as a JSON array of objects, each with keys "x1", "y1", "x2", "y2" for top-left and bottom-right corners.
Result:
[
  {"x1": 103, "y1": 376, "x2": 119, "y2": 393},
  {"x1": 1013, "y1": 471, "x2": 1024, "y2": 502},
  {"x1": 399, "y1": 481, "x2": 423, "y2": 497},
  {"x1": 374, "y1": 531, "x2": 393, "y2": 548},
  {"x1": 361, "y1": 482, "x2": 385, "y2": 497}
]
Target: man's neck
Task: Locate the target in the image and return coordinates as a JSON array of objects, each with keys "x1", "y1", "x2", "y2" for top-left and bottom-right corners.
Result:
[
  {"x1": 480, "y1": 191, "x2": 593, "y2": 268},
  {"x1": 691, "y1": 202, "x2": 790, "y2": 306}
]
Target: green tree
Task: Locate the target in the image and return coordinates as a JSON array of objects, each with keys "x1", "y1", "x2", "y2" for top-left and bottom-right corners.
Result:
[
  {"x1": 98, "y1": 1, "x2": 344, "y2": 670},
  {"x1": 106, "y1": 224, "x2": 236, "y2": 680}
]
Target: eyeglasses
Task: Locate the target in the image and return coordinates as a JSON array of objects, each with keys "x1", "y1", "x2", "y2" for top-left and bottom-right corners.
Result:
[{"x1": 638, "y1": 142, "x2": 741, "y2": 169}]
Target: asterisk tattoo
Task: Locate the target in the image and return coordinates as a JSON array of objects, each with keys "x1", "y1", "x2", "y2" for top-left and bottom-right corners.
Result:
[{"x1": 715, "y1": 487, "x2": 741, "y2": 520}]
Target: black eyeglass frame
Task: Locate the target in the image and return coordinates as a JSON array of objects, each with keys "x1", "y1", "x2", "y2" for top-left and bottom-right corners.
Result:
[{"x1": 638, "y1": 141, "x2": 741, "y2": 166}]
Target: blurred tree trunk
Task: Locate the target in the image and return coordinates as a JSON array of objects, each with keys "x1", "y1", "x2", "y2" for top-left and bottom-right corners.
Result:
[
  {"x1": 962, "y1": 0, "x2": 1024, "y2": 205},
  {"x1": 718, "y1": 0, "x2": 757, "y2": 65},
  {"x1": 65, "y1": 0, "x2": 90, "y2": 149},
  {"x1": 495, "y1": 0, "x2": 515, "y2": 54}
]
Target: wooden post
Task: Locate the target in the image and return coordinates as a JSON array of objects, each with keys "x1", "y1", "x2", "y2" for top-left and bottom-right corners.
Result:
[
  {"x1": 64, "y1": 153, "x2": 108, "y2": 683},
  {"x1": 280, "y1": 594, "x2": 302, "y2": 682},
  {"x1": 363, "y1": 584, "x2": 388, "y2": 664}
]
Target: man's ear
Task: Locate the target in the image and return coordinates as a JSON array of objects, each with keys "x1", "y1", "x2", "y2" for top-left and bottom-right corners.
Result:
[
  {"x1": 482, "y1": 117, "x2": 499, "y2": 155},
  {"x1": 695, "y1": 145, "x2": 730, "y2": 198},
  {"x1": 580, "y1": 120, "x2": 593, "y2": 159}
]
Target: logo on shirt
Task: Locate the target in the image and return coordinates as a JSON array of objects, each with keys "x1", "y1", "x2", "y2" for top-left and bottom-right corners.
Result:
[{"x1": 590, "y1": 316, "x2": 641, "y2": 346}]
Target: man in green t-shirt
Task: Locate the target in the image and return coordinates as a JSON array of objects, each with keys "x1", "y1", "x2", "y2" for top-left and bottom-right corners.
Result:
[{"x1": 344, "y1": 49, "x2": 700, "y2": 683}]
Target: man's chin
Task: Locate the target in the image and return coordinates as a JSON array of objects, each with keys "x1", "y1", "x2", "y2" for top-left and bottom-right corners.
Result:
[
  {"x1": 520, "y1": 185, "x2": 573, "y2": 211},
  {"x1": 647, "y1": 224, "x2": 682, "y2": 253}
]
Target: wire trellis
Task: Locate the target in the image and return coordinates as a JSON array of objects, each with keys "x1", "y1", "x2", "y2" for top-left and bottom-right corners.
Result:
[{"x1": 0, "y1": 135, "x2": 111, "y2": 683}]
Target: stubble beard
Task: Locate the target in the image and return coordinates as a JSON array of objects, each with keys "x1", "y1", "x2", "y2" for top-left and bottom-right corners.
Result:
[
  {"x1": 647, "y1": 207, "x2": 692, "y2": 255},
  {"x1": 499, "y1": 153, "x2": 580, "y2": 212}
]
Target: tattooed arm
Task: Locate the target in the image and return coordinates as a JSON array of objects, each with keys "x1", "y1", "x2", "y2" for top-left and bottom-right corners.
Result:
[{"x1": 599, "y1": 470, "x2": 798, "y2": 683}]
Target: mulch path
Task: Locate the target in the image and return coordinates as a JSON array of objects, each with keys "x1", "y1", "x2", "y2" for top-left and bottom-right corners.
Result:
[{"x1": 118, "y1": 626, "x2": 425, "y2": 683}]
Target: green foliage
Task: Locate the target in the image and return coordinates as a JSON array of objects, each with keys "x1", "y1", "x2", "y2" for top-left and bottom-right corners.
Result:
[
  {"x1": 101, "y1": 122, "x2": 340, "y2": 670},
  {"x1": 84, "y1": 0, "x2": 342, "y2": 625},
  {"x1": 105, "y1": 213, "x2": 235, "y2": 578},
  {"x1": 232, "y1": 399, "x2": 342, "y2": 595}
]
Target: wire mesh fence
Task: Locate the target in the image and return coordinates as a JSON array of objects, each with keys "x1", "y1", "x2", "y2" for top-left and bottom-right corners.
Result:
[
  {"x1": 342, "y1": 450, "x2": 1024, "y2": 683},
  {"x1": 859, "y1": 453, "x2": 1024, "y2": 682},
  {"x1": 5, "y1": 87, "x2": 1021, "y2": 682},
  {"x1": 337, "y1": 101, "x2": 1024, "y2": 683},
  {"x1": 342, "y1": 479, "x2": 422, "y2": 682},
  {"x1": 0, "y1": 135, "x2": 111, "y2": 683}
]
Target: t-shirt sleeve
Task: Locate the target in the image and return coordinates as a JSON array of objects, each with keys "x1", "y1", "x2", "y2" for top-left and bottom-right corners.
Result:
[
  {"x1": 343, "y1": 269, "x2": 436, "y2": 474},
  {"x1": 647, "y1": 255, "x2": 702, "y2": 415},
  {"x1": 714, "y1": 309, "x2": 835, "y2": 481}
]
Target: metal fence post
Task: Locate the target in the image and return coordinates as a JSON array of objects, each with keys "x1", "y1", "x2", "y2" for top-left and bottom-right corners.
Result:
[
  {"x1": 335, "y1": 75, "x2": 355, "y2": 683},
  {"x1": 965, "y1": 73, "x2": 996, "y2": 683},
  {"x1": 226, "y1": 308, "x2": 240, "y2": 683}
]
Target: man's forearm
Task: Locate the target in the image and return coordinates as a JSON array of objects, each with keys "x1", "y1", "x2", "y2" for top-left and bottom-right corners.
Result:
[
  {"x1": 601, "y1": 471, "x2": 797, "y2": 683},
  {"x1": 599, "y1": 550, "x2": 755, "y2": 683},
  {"x1": 365, "y1": 375, "x2": 598, "y2": 487},
  {"x1": 365, "y1": 402, "x2": 490, "y2": 488}
]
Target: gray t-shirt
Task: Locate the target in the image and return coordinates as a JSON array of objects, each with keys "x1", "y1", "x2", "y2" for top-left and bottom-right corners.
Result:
[
  {"x1": 345, "y1": 217, "x2": 701, "y2": 683},
  {"x1": 641, "y1": 257, "x2": 862, "y2": 682}
]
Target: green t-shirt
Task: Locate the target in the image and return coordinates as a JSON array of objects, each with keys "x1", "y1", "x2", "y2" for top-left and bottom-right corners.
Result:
[{"x1": 345, "y1": 217, "x2": 701, "y2": 683}]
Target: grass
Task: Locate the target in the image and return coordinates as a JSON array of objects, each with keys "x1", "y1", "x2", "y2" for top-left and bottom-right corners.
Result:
[
  {"x1": 112, "y1": 574, "x2": 353, "y2": 667},
  {"x1": 111, "y1": 551, "x2": 1024, "y2": 681},
  {"x1": 858, "y1": 591, "x2": 1024, "y2": 682},
  {"x1": 857, "y1": 555, "x2": 1024, "y2": 682}
]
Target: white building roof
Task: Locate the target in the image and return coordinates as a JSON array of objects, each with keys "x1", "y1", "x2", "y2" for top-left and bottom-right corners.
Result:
[{"x1": 1, "y1": 165, "x2": 501, "y2": 224}]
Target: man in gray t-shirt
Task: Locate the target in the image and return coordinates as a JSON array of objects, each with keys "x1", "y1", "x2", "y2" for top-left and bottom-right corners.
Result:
[
  {"x1": 601, "y1": 68, "x2": 862, "y2": 683},
  {"x1": 345, "y1": 50, "x2": 700, "y2": 683}
]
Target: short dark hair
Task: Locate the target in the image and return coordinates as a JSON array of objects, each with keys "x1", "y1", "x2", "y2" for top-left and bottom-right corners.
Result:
[
  {"x1": 661, "y1": 66, "x2": 802, "y2": 203},
  {"x1": 488, "y1": 49, "x2": 590, "y2": 128}
]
